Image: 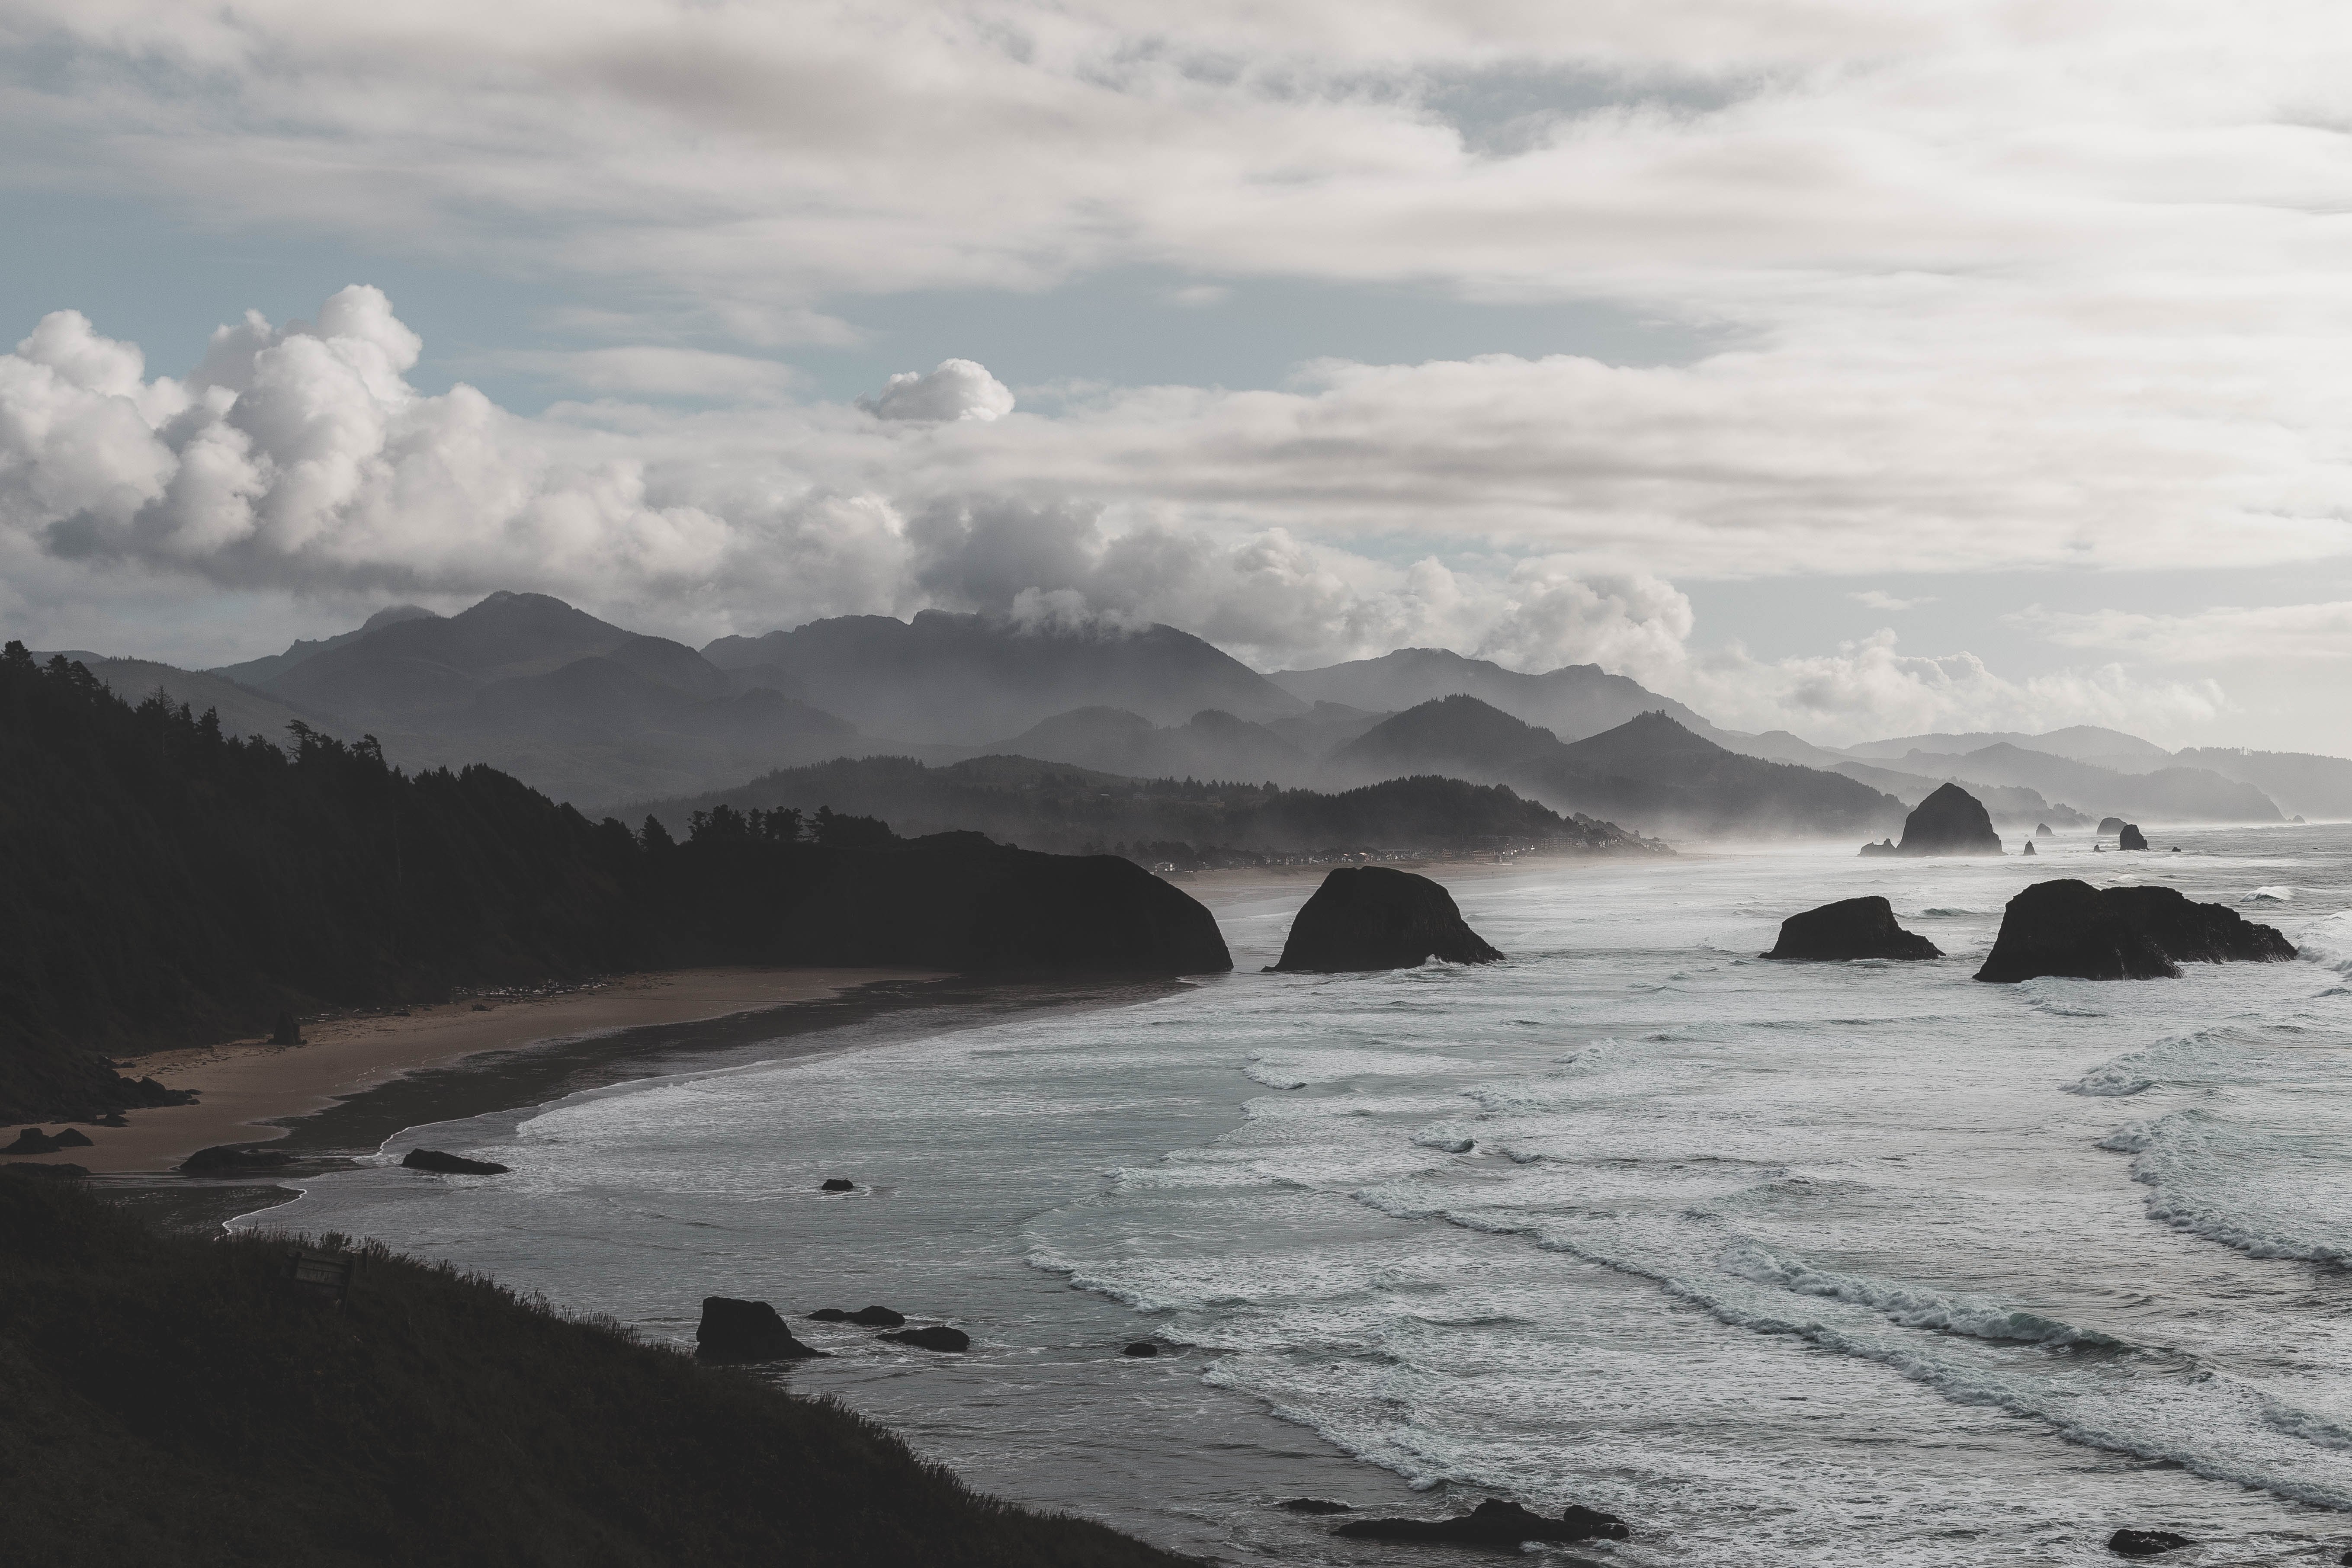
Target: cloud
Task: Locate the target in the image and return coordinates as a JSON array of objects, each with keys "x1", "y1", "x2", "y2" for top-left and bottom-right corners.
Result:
[
  {"x1": 487, "y1": 347, "x2": 805, "y2": 401},
  {"x1": 2015, "y1": 602, "x2": 2352, "y2": 666},
  {"x1": 858, "y1": 360, "x2": 1016, "y2": 423},
  {"x1": 1851, "y1": 589, "x2": 1933, "y2": 611}
]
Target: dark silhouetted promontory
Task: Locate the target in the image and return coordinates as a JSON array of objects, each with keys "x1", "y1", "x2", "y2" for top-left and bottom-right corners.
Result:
[
  {"x1": 1763, "y1": 897, "x2": 1941, "y2": 961},
  {"x1": 1274, "y1": 867, "x2": 1503, "y2": 972},
  {"x1": 1974, "y1": 879, "x2": 2296, "y2": 982},
  {"x1": 0, "y1": 642, "x2": 1226, "y2": 1121},
  {"x1": 1881, "y1": 782, "x2": 2003, "y2": 856}
]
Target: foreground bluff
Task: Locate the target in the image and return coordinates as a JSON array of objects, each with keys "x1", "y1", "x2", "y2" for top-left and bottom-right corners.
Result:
[
  {"x1": 1274, "y1": 867, "x2": 1503, "y2": 972},
  {"x1": 1861, "y1": 782, "x2": 2003, "y2": 857},
  {"x1": 780, "y1": 832, "x2": 1232, "y2": 974},
  {"x1": 1975, "y1": 879, "x2": 2295, "y2": 982}
]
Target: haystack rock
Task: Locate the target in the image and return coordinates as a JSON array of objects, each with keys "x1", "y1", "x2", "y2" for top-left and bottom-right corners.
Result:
[
  {"x1": 1273, "y1": 867, "x2": 1503, "y2": 972},
  {"x1": 2022, "y1": 841, "x2": 2037, "y2": 856},
  {"x1": 2099, "y1": 816, "x2": 2127, "y2": 835},
  {"x1": 1892, "y1": 782, "x2": 2002, "y2": 856},
  {"x1": 2035, "y1": 823, "x2": 2054, "y2": 837},
  {"x1": 2118, "y1": 823, "x2": 2148, "y2": 851},
  {"x1": 1974, "y1": 879, "x2": 2296, "y2": 983},
  {"x1": 1763, "y1": 897, "x2": 1941, "y2": 961},
  {"x1": 696, "y1": 1296, "x2": 825, "y2": 1361}
]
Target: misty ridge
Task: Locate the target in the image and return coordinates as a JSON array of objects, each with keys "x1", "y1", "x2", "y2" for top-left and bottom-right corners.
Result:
[{"x1": 31, "y1": 589, "x2": 2347, "y2": 855}]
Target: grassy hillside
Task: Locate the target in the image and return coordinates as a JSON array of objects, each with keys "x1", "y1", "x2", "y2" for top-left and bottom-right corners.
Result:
[{"x1": 0, "y1": 1174, "x2": 1189, "y2": 1568}]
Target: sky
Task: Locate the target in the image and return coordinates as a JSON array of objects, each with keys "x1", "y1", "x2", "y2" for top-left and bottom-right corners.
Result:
[{"x1": 2, "y1": 0, "x2": 2349, "y2": 751}]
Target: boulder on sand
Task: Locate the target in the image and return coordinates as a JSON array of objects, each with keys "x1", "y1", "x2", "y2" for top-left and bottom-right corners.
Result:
[
  {"x1": 1335, "y1": 1499, "x2": 1629, "y2": 1545},
  {"x1": 1273, "y1": 867, "x2": 1503, "y2": 972},
  {"x1": 882, "y1": 1325, "x2": 970, "y2": 1353},
  {"x1": 271, "y1": 1010, "x2": 302, "y2": 1046},
  {"x1": 401, "y1": 1148, "x2": 510, "y2": 1175},
  {"x1": 696, "y1": 1296, "x2": 826, "y2": 1361},
  {"x1": 1762, "y1": 897, "x2": 1941, "y2": 961},
  {"x1": 2118, "y1": 823, "x2": 2148, "y2": 850},
  {"x1": 1893, "y1": 782, "x2": 2003, "y2": 856},
  {"x1": 1974, "y1": 879, "x2": 2296, "y2": 983},
  {"x1": 2108, "y1": 1528, "x2": 2195, "y2": 1557},
  {"x1": 4, "y1": 1128, "x2": 61, "y2": 1155}
]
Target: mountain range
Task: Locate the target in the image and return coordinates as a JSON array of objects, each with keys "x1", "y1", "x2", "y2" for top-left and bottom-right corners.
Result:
[{"x1": 15, "y1": 590, "x2": 2334, "y2": 836}]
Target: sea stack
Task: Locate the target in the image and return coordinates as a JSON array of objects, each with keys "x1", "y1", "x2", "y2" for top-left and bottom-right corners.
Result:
[
  {"x1": 1973, "y1": 879, "x2": 2296, "y2": 982},
  {"x1": 1869, "y1": 782, "x2": 2002, "y2": 857},
  {"x1": 1273, "y1": 867, "x2": 1504, "y2": 972},
  {"x1": 1762, "y1": 897, "x2": 1941, "y2": 961},
  {"x1": 2035, "y1": 823, "x2": 2054, "y2": 837},
  {"x1": 695, "y1": 1297, "x2": 825, "y2": 1361},
  {"x1": 2022, "y1": 840, "x2": 2036, "y2": 856},
  {"x1": 2118, "y1": 823, "x2": 2148, "y2": 850},
  {"x1": 2099, "y1": 816, "x2": 2127, "y2": 835}
]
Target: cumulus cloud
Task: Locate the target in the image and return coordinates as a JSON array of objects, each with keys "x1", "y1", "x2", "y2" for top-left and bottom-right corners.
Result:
[{"x1": 858, "y1": 360, "x2": 1016, "y2": 423}]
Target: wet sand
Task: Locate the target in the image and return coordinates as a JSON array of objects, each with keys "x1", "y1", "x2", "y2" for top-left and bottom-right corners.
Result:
[{"x1": 34, "y1": 969, "x2": 933, "y2": 1175}]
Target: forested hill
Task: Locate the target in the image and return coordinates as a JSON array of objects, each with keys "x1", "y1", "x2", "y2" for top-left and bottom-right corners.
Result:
[
  {"x1": 632, "y1": 754, "x2": 1660, "y2": 867},
  {"x1": 0, "y1": 646, "x2": 1226, "y2": 1123}
]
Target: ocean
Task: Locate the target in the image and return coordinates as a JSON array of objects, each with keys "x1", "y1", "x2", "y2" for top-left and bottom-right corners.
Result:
[{"x1": 237, "y1": 825, "x2": 2352, "y2": 1564}]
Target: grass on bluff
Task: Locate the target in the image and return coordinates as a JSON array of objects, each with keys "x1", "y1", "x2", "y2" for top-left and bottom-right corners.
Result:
[{"x1": 0, "y1": 1175, "x2": 1192, "y2": 1568}]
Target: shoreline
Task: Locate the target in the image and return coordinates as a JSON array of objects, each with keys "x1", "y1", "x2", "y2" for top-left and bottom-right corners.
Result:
[
  {"x1": 1170, "y1": 847, "x2": 1632, "y2": 907},
  {"x1": 21, "y1": 968, "x2": 940, "y2": 1176}
]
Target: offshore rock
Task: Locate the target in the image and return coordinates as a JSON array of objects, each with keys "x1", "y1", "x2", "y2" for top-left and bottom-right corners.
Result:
[
  {"x1": 1122, "y1": 1341, "x2": 1160, "y2": 1357},
  {"x1": 696, "y1": 1296, "x2": 825, "y2": 1362},
  {"x1": 2022, "y1": 841, "x2": 2037, "y2": 856},
  {"x1": 178, "y1": 1144, "x2": 294, "y2": 1174},
  {"x1": 882, "y1": 1325, "x2": 970, "y2": 1353},
  {"x1": 1857, "y1": 838, "x2": 1899, "y2": 857},
  {"x1": 402, "y1": 1148, "x2": 510, "y2": 1175},
  {"x1": 2118, "y1": 823, "x2": 2149, "y2": 850},
  {"x1": 1975, "y1": 880, "x2": 2296, "y2": 983},
  {"x1": 1273, "y1": 867, "x2": 1504, "y2": 972},
  {"x1": 1895, "y1": 782, "x2": 2003, "y2": 856},
  {"x1": 2036, "y1": 823, "x2": 2054, "y2": 836},
  {"x1": 1763, "y1": 897, "x2": 1941, "y2": 961},
  {"x1": 1335, "y1": 1499, "x2": 1630, "y2": 1545},
  {"x1": 2108, "y1": 1528, "x2": 2195, "y2": 1557},
  {"x1": 2099, "y1": 816, "x2": 2128, "y2": 834},
  {"x1": 1278, "y1": 1499, "x2": 1350, "y2": 1514},
  {"x1": 818, "y1": 1178, "x2": 855, "y2": 1192}
]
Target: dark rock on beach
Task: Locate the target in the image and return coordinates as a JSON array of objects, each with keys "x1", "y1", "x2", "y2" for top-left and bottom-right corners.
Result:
[
  {"x1": 178, "y1": 1144, "x2": 294, "y2": 1174},
  {"x1": 5, "y1": 1127, "x2": 62, "y2": 1155},
  {"x1": 2118, "y1": 822, "x2": 2148, "y2": 850},
  {"x1": 402, "y1": 1148, "x2": 510, "y2": 1175},
  {"x1": 1273, "y1": 867, "x2": 1503, "y2": 972},
  {"x1": 1975, "y1": 879, "x2": 2297, "y2": 983},
  {"x1": 1, "y1": 1162, "x2": 88, "y2": 1180},
  {"x1": 882, "y1": 1326, "x2": 970, "y2": 1353},
  {"x1": 1278, "y1": 1499, "x2": 1350, "y2": 1514},
  {"x1": 1762, "y1": 896, "x2": 1941, "y2": 961},
  {"x1": 1122, "y1": 1341, "x2": 1159, "y2": 1357},
  {"x1": 1334, "y1": 1498, "x2": 1629, "y2": 1545},
  {"x1": 1894, "y1": 782, "x2": 2003, "y2": 856},
  {"x1": 271, "y1": 1010, "x2": 303, "y2": 1046},
  {"x1": 696, "y1": 1296, "x2": 826, "y2": 1362},
  {"x1": 2108, "y1": 1527, "x2": 2195, "y2": 1556},
  {"x1": 819, "y1": 1177, "x2": 855, "y2": 1192}
]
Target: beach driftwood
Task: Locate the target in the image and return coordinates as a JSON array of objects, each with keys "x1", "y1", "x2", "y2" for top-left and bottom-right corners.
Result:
[{"x1": 1334, "y1": 1499, "x2": 1628, "y2": 1545}]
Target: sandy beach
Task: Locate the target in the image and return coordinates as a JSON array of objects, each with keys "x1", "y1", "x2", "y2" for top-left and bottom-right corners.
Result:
[{"x1": 23, "y1": 968, "x2": 934, "y2": 1175}]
